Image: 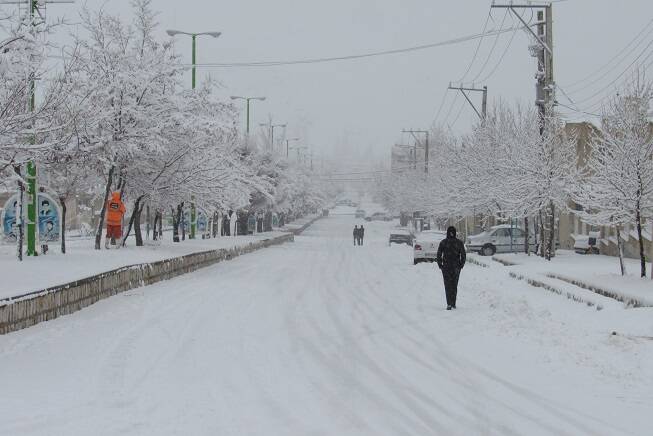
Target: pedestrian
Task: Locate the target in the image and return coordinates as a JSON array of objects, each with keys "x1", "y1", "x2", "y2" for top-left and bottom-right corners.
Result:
[
  {"x1": 436, "y1": 226, "x2": 466, "y2": 310},
  {"x1": 105, "y1": 191, "x2": 126, "y2": 249},
  {"x1": 359, "y1": 225, "x2": 365, "y2": 246},
  {"x1": 353, "y1": 225, "x2": 359, "y2": 246}
]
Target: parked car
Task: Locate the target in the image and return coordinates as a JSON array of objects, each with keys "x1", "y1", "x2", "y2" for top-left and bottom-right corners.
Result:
[
  {"x1": 355, "y1": 209, "x2": 366, "y2": 219},
  {"x1": 574, "y1": 231, "x2": 600, "y2": 254},
  {"x1": 389, "y1": 230, "x2": 414, "y2": 246},
  {"x1": 365, "y1": 211, "x2": 392, "y2": 222},
  {"x1": 413, "y1": 230, "x2": 447, "y2": 264},
  {"x1": 466, "y1": 225, "x2": 533, "y2": 256}
]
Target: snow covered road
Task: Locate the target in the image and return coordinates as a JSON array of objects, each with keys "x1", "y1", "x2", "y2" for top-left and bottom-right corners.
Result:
[{"x1": 0, "y1": 213, "x2": 651, "y2": 435}]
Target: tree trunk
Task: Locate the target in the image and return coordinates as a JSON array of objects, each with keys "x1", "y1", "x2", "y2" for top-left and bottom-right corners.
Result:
[
  {"x1": 173, "y1": 203, "x2": 183, "y2": 242},
  {"x1": 616, "y1": 226, "x2": 627, "y2": 276},
  {"x1": 146, "y1": 205, "x2": 151, "y2": 241},
  {"x1": 121, "y1": 198, "x2": 138, "y2": 247},
  {"x1": 95, "y1": 165, "x2": 115, "y2": 250},
  {"x1": 134, "y1": 201, "x2": 145, "y2": 247},
  {"x1": 153, "y1": 210, "x2": 160, "y2": 241},
  {"x1": 524, "y1": 217, "x2": 530, "y2": 256},
  {"x1": 181, "y1": 204, "x2": 186, "y2": 241},
  {"x1": 59, "y1": 196, "x2": 67, "y2": 254},
  {"x1": 14, "y1": 166, "x2": 24, "y2": 261},
  {"x1": 538, "y1": 210, "x2": 545, "y2": 258},
  {"x1": 635, "y1": 206, "x2": 646, "y2": 278},
  {"x1": 546, "y1": 202, "x2": 555, "y2": 261}
]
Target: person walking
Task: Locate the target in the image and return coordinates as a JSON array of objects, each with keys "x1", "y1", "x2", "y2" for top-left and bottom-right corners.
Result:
[
  {"x1": 353, "y1": 225, "x2": 359, "y2": 246},
  {"x1": 359, "y1": 225, "x2": 365, "y2": 246},
  {"x1": 436, "y1": 226, "x2": 466, "y2": 310},
  {"x1": 105, "y1": 191, "x2": 126, "y2": 249}
]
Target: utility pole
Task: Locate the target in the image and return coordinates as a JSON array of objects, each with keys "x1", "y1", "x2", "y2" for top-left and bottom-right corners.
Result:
[
  {"x1": 447, "y1": 85, "x2": 488, "y2": 121},
  {"x1": 491, "y1": 3, "x2": 554, "y2": 124},
  {"x1": 402, "y1": 129, "x2": 430, "y2": 174},
  {"x1": 492, "y1": 2, "x2": 555, "y2": 259}
]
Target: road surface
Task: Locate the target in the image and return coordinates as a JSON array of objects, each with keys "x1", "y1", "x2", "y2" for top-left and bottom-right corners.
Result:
[{"x1": 0, "y1": 210, "x2": 649, "y2": 435}]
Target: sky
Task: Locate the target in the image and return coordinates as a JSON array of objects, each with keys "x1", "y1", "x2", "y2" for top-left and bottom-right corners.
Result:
[{"x1": 5, "y1": 0, "x2": 653, "y2": 169}]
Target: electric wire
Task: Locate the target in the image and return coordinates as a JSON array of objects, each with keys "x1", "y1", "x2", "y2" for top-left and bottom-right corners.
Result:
[
  {"x1": 188, "y1": 26, "x2": 526, "y2": 68},
  {"x1": 575, "y1": 43, "x2": 653, "y2": 108},
  {"x1": 456, "y1": 10, "x2": 493, "y2": 83},
  {"x1": 563, "y1": 17, "x2": 653, "y2": 91},
  {"x1": 477, "y1": 9, "x2": 531, "y2": 83},
  {"x1": 469, "y1": 8, "x2": 510, "y2": 84}
]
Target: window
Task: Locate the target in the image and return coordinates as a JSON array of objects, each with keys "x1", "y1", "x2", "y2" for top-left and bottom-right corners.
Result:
[
  {"x1": 511, "y1": 228, "x2": 525, "y2": 238},
  {"x1": 493, "y1": 228, "x2": 511, "y2": 237}
]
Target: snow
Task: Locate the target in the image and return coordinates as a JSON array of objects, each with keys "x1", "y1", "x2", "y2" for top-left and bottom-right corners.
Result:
[
  {"x1": 0, "y1": 213, "x2": 651, "y2": 435},
  {"x1": 492, "y1": 250, "x2": 653, "y2": 307},
  {"x1": 0, "y1": 231, "x2": 290, "y2": 300}
]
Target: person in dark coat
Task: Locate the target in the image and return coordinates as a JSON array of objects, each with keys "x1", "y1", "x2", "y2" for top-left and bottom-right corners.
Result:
[
  {"x1": 359, "y1": 225, "x2": 365, "y2": 246},
  {"x1": 436, "y1": 226, "x2": 466, "y2": 310},
  {"x1": 353, "y1": 225, "x2": 359, "y2": 246}
]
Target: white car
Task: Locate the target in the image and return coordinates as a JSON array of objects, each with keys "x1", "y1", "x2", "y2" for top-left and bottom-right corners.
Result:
[
  {"x1": 466, "y1": 225, "x2": 532, "y2": 256},
  {"x1": 413, "y1": 230, "x2": 447, "y2": 265}
]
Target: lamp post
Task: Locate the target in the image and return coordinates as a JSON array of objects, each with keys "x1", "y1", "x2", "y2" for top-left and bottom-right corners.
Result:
[
  {"x1": 259, "y1": 122, "x2": 286, "y2": 152},
  {"x1": 167, "y1": 29, "x2": 221, "y2": 240},
  {"x1": 285, "y1": 138, "x2": 300, "y2": 158},
  {"x1": 230, "y1": 96, "x2": 266, "y2": 136}
]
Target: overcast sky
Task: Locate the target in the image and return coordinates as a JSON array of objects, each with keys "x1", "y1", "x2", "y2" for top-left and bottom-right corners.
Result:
[{"x1": 9, "y1": 0, "x2": 653, "y2": 168}]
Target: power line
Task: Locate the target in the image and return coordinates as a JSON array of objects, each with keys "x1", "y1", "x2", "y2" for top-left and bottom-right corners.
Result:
[
  {"x1": 187, "y1": 25, "x2": 527, "y2": 68},
  {"x1": 469, "y1": 8, "x2": 510, "y2": 84},
  {"x1": 562, "y1": 17, "x2": 653, "y2": 91},
  {"x1": 456, "y1": 10, "x2": 493, "y2": 83},
  {"x1": 574, "y1": 43, "x2": 653, "y2": 108},
  {"x1": 477, "y1": 9, "x2": 530, "y2": 83}
]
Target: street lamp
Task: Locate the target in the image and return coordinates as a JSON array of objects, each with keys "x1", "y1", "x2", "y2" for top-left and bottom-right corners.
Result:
[
  {"x1": 166, "y1": 29, "x2": 221, "y2": 89},
  {"x1": 259, "y1": 122, "x2": 287, "y2": 152},
  {"x1": 230, "y1": 96, "x2": 266, "y2": 135},
  {"x1": 167, "y1": 28, "x2": 221, "y2": 240},
  {"x1": 285, "y1": 138, "x2": 300, "y2": 158}
]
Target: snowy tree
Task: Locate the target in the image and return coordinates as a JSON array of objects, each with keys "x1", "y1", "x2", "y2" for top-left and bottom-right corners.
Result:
[{"x1": 573, "y1": 79, "x2": 653, "y2": 277}]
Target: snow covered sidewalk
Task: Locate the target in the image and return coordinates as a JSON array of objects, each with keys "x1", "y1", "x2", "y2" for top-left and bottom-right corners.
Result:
[
  {"x1": 490, "y1": 251, "x2": 653, "y2": 307},
  {"x1": 0, "y1": 231, "x2": 290, "y2": 301}
]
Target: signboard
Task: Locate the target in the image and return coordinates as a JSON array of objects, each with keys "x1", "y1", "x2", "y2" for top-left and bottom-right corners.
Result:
[
  {"x1": 37, "y1": 193, "x2": 61, "y2": 243},
  {"x1": 1, "y1": 194, "x2": 20, "y2": 243},
  {"x1": 2, "y1": 193, "x2": 61, "y2": 243},
  {"x1": 197, "y1": 210, "x2": 208, "y2": 235},
  {"x1": 247, "y1": 215, "x2": 256, "y2": 233}
]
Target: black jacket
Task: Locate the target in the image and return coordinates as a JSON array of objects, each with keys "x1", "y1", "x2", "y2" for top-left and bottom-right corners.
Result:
[{"x1": 437, "y1": 226, "x2": 466, "y2": 270}]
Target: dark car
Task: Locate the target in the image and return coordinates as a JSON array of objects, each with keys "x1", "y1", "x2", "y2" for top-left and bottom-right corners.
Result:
[{"x1": 389, "y1": 231, "x2": 414, "y2": 246}]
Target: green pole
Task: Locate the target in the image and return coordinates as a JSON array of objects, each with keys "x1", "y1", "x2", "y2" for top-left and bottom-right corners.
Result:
[
  {"x1": 191, "y1": 34, "x2": 196, "y2": 90},
  {"x1": 190, "y1": 34, "x2": 197, "y2": 239},
  {"x1": 246, "y1": 98, "x2": 251, "y2": 135},
  {"x1": 26, "y1": 0, "x2": 38, "y2": 256}
]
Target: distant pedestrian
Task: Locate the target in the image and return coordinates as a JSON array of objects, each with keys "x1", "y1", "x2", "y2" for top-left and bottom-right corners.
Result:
[
  {"x1": 353, "y1": 225, "x2": 359, "y2": 246},
  {"x1": 359, "y1": 225, "x2": 365, "y2": 246},
  {"x1": 105, "y1": 191, "x2": 126, "y2": 249},
  {"x1": 436, "y1": 226, "x2": 466, "y2": 310}
]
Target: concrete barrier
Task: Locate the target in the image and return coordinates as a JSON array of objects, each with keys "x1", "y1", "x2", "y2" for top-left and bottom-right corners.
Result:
[{"x1": 0, "y1": 233, "x2": 294, "y2": 335}]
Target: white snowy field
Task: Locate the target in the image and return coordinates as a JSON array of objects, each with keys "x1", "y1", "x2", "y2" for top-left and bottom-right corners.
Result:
[
  {"x1": 0, "y1": 230, "x2": 290, "y2": 300},
  {"x1": 0, "y1": 213, "x2": 651, "y2": 435}
]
